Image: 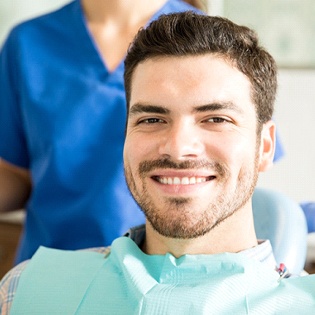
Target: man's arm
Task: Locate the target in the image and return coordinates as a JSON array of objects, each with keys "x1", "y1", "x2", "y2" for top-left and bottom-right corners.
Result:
[{"x1": 0, "y1": 159, "x2": 31, "y2": 212}]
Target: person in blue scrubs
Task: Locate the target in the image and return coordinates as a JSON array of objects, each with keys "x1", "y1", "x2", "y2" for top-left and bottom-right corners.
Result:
[{"x1": 0, "y1": 0, "x2": 206, "y2": 263}]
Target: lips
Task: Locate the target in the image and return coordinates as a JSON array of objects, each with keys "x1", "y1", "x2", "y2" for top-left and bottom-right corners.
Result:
[{"x1": 152, "y1": 175, "x2": 215, "y2": 185}]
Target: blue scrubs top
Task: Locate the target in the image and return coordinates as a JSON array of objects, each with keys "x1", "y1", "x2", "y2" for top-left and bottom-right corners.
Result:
[{"x1": 0, "y1": 0, "x2": 201, "y2": 263}]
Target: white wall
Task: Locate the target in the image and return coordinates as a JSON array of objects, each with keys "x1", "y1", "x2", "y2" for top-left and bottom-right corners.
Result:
[
  {"x1": 258, "y1": 70, "x2": 315, "y2": 203},
  {"x1": 0, "y1": 0, "x2": 71, "y2": 44},
  {"x1": 1, "y1": 0, "x2": 314, "y2": 203}
]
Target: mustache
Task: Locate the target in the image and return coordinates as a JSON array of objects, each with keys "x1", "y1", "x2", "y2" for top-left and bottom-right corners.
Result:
[{"x1": 139, "y1": 158, "x2": 227, "y2": 177}]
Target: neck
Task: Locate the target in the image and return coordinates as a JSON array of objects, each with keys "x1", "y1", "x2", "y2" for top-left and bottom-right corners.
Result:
[
  {"x1": 82, "y1": 0, "x2": 168, "y2": 25},
  {"x1": 80, "y1": 0, "x2": 168, "y2": 71},
  {"x1": 142, "y1": 202, "x2": 258, "y2": 258}
]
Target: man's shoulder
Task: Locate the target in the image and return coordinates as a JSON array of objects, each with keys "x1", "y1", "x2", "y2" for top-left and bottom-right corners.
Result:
[
  {"x1": 0, "y1": 260, "x2": 29, "y2": 315},
  {"x1": 0, "y1": 246, "x2": 110, "y2": 314}
]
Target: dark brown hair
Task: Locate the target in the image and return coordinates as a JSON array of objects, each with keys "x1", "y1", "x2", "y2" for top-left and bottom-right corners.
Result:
[{"x1": 124, "y1": 11, "x2": 277, "y2": 125}]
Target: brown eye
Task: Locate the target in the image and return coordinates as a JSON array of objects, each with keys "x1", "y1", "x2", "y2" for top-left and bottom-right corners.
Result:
[
  {"x1": 140, "y1": 118, "x2": 164, "y2": 124},
  {"x1": 208, "y1": 117, "x2": 227, "y2": 123}
]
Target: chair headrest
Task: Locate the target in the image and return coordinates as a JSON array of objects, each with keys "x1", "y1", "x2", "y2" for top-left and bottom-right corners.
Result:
[{"x1": 252, "y1": 188, "x2": 308, "y2": 275}]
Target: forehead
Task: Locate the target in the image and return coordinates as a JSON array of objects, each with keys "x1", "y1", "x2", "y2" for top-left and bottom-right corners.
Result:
[{"x1": 129, "y1": 54, "x2": 254, "y2": 114}]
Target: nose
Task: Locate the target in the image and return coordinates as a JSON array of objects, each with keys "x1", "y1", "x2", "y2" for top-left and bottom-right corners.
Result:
[{"x1": 158, "y1": 120, "x2": 204, "y2": 160}]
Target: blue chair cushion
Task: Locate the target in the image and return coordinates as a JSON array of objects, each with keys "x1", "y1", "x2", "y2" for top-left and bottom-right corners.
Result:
[{"x1": 252, "y1": 188, "x2": 308, "y2": 275}]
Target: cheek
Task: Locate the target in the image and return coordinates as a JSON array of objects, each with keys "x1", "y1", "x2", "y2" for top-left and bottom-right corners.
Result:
[
  {"x1": 123, "y1": 137, "x2": 135, "y2": 172},
  {"x1": 124, "y1": 140, "x2": 136, "y2": 171},
  {"x1": 130, "y1": 133, "x2": 160, "y2": 159},
  {"x1": 124, "y1": 134, "x2": 156, "y2": 172},
  {"x1": 208, "y1": 134, "x2": 256, "y2": 168}
]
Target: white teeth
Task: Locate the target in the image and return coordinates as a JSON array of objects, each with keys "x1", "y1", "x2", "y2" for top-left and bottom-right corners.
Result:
[
  {"x1": 158, "y1": 176, "x2": 208, "y2": 185},
  {"x1": 196, "y1": 177, "x2": 206, "y2": 183}
]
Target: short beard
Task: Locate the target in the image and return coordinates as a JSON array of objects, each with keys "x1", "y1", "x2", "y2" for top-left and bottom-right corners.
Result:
[{"x1": 125, "y1": 154, "x2": 259, "y2": 239}]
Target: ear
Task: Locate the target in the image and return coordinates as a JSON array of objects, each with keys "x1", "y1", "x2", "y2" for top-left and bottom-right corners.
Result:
[{"x1": 258, "y1": 120, "x2": 276, "y2": 172}]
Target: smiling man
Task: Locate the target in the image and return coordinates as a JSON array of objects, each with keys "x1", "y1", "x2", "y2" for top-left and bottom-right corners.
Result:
[
  {"x1": 122, "y1": 13, "x2": 276, "y2": 259},
  {"x1": 124, "y1": 54, "x2": 265, "y2": 254},
  {"x1": 1, "y1": 11, "x2": 315, "y2": 314}
]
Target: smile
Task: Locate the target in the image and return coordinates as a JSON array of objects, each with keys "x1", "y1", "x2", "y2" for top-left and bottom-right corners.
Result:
[{"x1": 153, "y1": 176, "x2": 215, "y2": 185}]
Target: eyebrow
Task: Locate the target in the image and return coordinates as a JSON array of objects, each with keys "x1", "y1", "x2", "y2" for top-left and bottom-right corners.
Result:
[
  {"x1": 193, "y1": 102, "x2": 244, "y2": 114},
  {"x1": 129, "y1": 101, "x2": 244, "y2": 116},
  {"x1": 129, "y1": 104, "x2": 170, "y2": 116}
]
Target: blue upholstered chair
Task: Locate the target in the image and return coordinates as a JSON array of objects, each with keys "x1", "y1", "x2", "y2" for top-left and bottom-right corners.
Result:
[
  {"x1": 300, "y1": 202, "x2": 315, "y2": 233},
  {"x1": 252, "y1": 188, "x2": 308, "y2": 275}
]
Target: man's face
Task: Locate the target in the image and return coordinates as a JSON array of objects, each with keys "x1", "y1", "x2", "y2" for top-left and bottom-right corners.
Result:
[{"x1": 124, "y1": 54, "x2": 271, "y2": 239}]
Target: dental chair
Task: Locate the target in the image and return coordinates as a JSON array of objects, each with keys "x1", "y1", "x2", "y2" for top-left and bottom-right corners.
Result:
[{"x1": 252, "y1": 188, "x2": 308, "y2": 275}]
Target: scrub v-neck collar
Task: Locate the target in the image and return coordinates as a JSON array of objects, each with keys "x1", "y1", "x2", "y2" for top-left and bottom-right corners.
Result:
[{"x1": 74, "y1": 0, "x2": 172, "y2": 76}]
